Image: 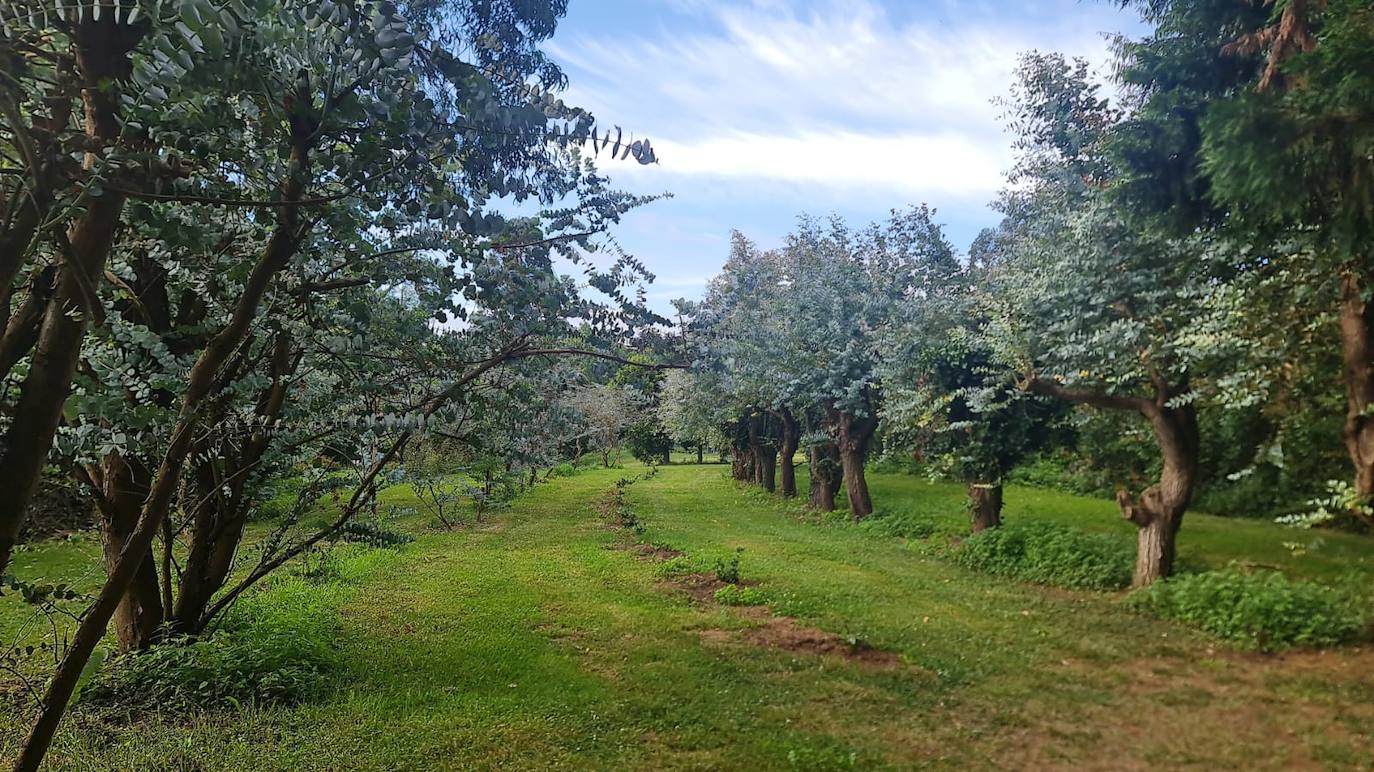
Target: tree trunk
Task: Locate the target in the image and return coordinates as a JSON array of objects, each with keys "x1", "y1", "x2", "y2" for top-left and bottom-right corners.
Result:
[
  {"x1": 1340, "y1": 271, "x2": 1374, "y2": 521},
  {"x1": 696, "y1": 444, "x2": 704, "y2": 464},
  {"x1": 808, "y1": 443, "x2": 841, "y2": 511},
  {"x1": 967, "y1": 482, "x2": 1003, "y2": 532},
  {"x1": 748, "y1": 412, "x2": 776, "y2": 491},
  {"x1": 839, "y1": 447, "x2": 872, "y2": 518},
  {"x1": 89, "y1": 456, "x2": 163, "y2": 651},
  {"x1": 756, "y1": 446, "x2": 777, "y2": 492},
  {"x1": 0, "y1": 18, "x2": 139, "y2": 578},
  {"x1": 776, "y1": 408, "x2": 800, "y2": 497},
  {"x1": 172, "y1": 332, "x2": 296, "y2": 635},
  {"x1": 0, "y1": 197, "x2": 127, "y2": 576},
  {"x1": 1117, "y1": 404, "x2": 1199, "y2": 587},
  {"x1": 826, "y1": 404, "x2": 877, "y2": 519},
  {"x1": 731, "y1": 445, "x2": 754, "y2": 481}
]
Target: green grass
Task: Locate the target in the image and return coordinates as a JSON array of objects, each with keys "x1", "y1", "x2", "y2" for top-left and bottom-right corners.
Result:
[{"x1": 5, "y1": 463, "x2": 1374, "y2": 769}]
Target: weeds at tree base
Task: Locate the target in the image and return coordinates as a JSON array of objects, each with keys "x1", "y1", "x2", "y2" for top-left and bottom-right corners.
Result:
[{"x1": 1127, "y1": 568, "x2": 1369, "y2": 652}]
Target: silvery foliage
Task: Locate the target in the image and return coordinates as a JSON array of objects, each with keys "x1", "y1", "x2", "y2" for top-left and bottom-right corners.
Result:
[
  {"x1": 697, "y1": 207, "x2": 957, "y2": 426},
  {"x1": 31, "y1": 0, "x2": 658, "y2": 514},
  {"x1": 656, "y1": 369, "x2": 730, "y2": 451}
]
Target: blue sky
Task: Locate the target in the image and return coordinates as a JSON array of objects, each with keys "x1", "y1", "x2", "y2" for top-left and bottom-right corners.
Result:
[{"x1": 543, "y1": 0, "x2": 1145, "y2": 313}]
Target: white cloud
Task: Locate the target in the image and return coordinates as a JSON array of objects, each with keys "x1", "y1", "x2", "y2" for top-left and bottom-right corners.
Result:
[
  {"x1": 549, "y1": 0, "x2": 1124, "y2": 198},
  {"x1": 616, "y1": 130, "x2": 1009, "y2": 198}
]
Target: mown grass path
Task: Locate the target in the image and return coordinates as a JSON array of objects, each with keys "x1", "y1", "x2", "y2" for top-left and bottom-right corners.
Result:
[{"x1": 13, "y1": 463, "x2": 1374, "y2": 770}]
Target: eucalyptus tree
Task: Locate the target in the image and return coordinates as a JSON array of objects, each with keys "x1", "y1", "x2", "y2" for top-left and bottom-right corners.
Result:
[
  {"x1": 778, "y1": 209, "x2": 958, "y2": 518},
  {"x1": 881, "y1": 234, "x2": 1060, "y2": 532},
  {"x1": 565, "y1": 383, "x2": 640, "y2": 467},
  {"x1": 609, "y1": 355, "x2": 673, "y2": 464},
  {"x1": 1115, "y1": 0, "x2": 1374, "y2": 524},
  {"x1": 0, "y1": 0, "x2": 158, "y2": 574},
  {"x1": 0, "y1": 0, "x2": 659, "y2": 578},
  {"x1": 695, "y1": 232, "x2": 793, "y2": 491},
  {"x1": 657, "y1": 369, "x2": 729, "y2": 463},
  {"x1": 8, "y1": 0, "x2": 664, "y2": 766},
  {"x1": 986, "y1": 53, "x2": 1242, "y2": 586}
]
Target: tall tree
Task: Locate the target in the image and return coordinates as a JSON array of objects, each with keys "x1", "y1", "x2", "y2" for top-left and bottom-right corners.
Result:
[
  {"x1": 8, "y1": 0, "x2": 664, "y2": 766},
  {"x1": 881, "y1": 244, "x2": 1061, "y2": 532},
  {"x1": 1117, "y1": 0, "x2": 1374, "y2": 522},
  {"x1": 986, "y1": 53, "x2": 1238, "y2": 585}
]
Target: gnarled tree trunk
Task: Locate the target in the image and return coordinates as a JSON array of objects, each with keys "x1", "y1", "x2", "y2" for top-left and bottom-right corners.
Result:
[
  {"x1": 731, "y1": 444, "x2": 755, "y2": 481},
  {"x1": 776, "y1": 407, "x2": 800, "y2": 497},
  {"x1": 1117, "y1": 404, "x2": 1199, "y2": 587},
  {"x1": 808, "y1": 443, "x2": 842, "y2": 511},
  {"x1": 825, "y1": 403, "x2": 877, "y2": 519},
  {"x1": 968, "y1": 482, "x2": 1003, "y2": 532},
  {"x1": 1340, "y1": 271, "x2": 1374, "y2": 524},
  {"x1": 1023, "y1": 373, "x2": 1200, "y2": 587},
  {"x1": 755, "y1": 445, "x2": 777, "y2": 492}
]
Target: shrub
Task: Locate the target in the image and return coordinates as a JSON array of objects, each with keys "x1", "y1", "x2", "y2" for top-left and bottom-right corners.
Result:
[
  {"x1": 625, "y1": 423, "x2": 672, "y2": 465},
  {"x1": 84, "y1": 577, "x2": 340, "y2": 711},
  {"x1": 337, "y1": 521, "x2": 414, "y2": 548},
  {"x1": 1007, "y1": 454, "x2": 1080, "y2": 492},
  {"x1": 714, "y1": 584, "x2": 768, "y2": 606},
  {"x1": 869, "y1": 454, "x2": 922, "y2": 475},
  {"x1": 619, "y1": 507, "x2": 646, "y2": 535},
  {"x1": 861, "y1": 510, "x2": 937, "y2": 539},
  {"x1": 1128, "y1": 569, "x2": 1368, "y2": 651},
  {"x1": 654, "y1": 555, "x2": 700, "y2": 578},
  {"x1": 713, "y1": 547, "x2": 744, "y2": 585},
  {"x1": 549, "y1": 462, "x2": 578, "y2": 478},
  {"x1": 951, "y1": 521, "x2": 1133, "y2": 591}
]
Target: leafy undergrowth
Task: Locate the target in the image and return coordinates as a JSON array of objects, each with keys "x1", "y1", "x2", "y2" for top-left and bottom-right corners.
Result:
[
  {"x1": 949, "y1": 520, "x2": 1135, "y2": 591},
  {"x1": 1128, "y1": 569, "x2": 1370, "y2": 652},
  {"x1": 81, "y1": 545, "x2": 401, "y2": 713},
  {"x1": 713, "y1": 584, "x2": 768, "y2": 606}
]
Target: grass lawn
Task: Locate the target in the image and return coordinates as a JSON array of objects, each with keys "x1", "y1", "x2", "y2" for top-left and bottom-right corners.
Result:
[{"x1": 4, "y1": 463, "x2": 1374, "y2": 769}]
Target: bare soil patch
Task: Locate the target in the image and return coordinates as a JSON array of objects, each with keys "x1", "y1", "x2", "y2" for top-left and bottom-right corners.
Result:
[
  {"x1": 710, "y1": 606, "x2": 906, "y2": 668},
  {"x1": 653, "y1": 569, "x2": 907, "y2": 668},
  {"x1": 626, "y1": 543, "x2": 684, "y2": 561}
]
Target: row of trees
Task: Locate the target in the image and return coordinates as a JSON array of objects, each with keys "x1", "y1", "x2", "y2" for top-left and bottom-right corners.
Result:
[
  {"x1": 1, "y1": 1, "x2": 667, "y2": 767},
  {"x1": 673, "y1": 0, "x2": 1373, "y2": 591}
]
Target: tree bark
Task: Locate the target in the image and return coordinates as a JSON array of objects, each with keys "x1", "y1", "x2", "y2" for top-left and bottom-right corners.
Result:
[
  {"x1": 696, "y1": 444, "x2": 704, "y2": 464},
  {"x1": 776, "y1": 407, "x2": 800, "y2": 497},
  {"x1": 1117, "y1": 404, "x2": 1199, "y2": 587},
  {"x1": 748, "y1": 411, "x2": 776, "y2": 492},
  {"x1": 968, "y1": 482, "x2": 1003, "y2": 532},
  {"x1": 1340, "y1": 271, "x2": 1374, "y2": 522},
  {"x1": 84, "y1": 455, "x2": 164, "y2": 651},
  {"x1": 807, "y1": 443, "x2": 842, "y2": 511},
  {"x1": 732, "y1": 445, "x2": 755, "y2": 481},
  {"x1": 826, "y1": 403, "x2": 877, "y2": 519}
]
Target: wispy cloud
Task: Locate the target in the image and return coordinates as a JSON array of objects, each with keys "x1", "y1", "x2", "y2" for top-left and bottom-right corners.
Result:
[
  {"x1": 542, "y1": 0, "x2": 1140, "y2": 312},
  {"x1": 614, "y1": 131, "x2": 1008, "y2": 198},
  {"x1": 550, "y1": 0, "x2": 1123, "y2": 198}
]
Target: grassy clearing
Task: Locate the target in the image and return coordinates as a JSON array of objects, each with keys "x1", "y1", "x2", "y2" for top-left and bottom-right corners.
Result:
[{"x1": 4, "y1": 463, "x2": 1374, "y2": 769}]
